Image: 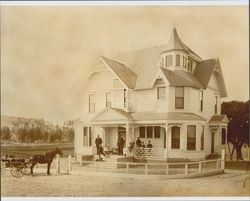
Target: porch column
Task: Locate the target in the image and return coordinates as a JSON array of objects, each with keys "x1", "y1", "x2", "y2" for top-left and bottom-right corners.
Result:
[{"x1": 125, "y1": 123, "x2": 129, "y2": 147}]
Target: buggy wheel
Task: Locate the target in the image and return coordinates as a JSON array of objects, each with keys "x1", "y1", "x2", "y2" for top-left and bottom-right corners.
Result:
[
  {"x1": 10, "y1": 166, "x2": 24, "y2": 178},
  {"x1": 21, "y1": 167, "x2": 29, "y2": 175}
]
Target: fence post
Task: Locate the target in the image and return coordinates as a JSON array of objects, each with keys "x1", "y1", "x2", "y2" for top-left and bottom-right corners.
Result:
[
  {"x1": 185, "y1": 164, "x2": 188, "y2": 175},
  {"x1": 221, "y1": 148, "x2": 225, "y2": 171},
  {"x1": 145, "y1": 164, "x2": 148, "y2": 175},
  {"x1": 56, "y1": 154, "x2": 60, "y2": 174},
  {"x1": 198, "y1": 162, "x2": 202, "y2": 174},
  {"x1": 67, "y1": 155, "x2": 72, "y2": 175}
]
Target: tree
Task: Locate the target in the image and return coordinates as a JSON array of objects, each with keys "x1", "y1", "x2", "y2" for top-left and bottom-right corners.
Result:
[
  {"x1": 1, "y1": 126, "x2": 11, "y2": 141},
  {"x1": 221, "y1": 100, "x2": 249, "y2": 160}
]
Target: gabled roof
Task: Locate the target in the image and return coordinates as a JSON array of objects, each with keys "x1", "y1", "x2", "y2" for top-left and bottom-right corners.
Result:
[
  {"x1": 160, "y1": 68, "x2": 205, "y2": 89},
  {"x1": 100, "y1": 56, "x2": 137, "y2": 89},
  {"x1": 194, "y1": 58, "x2": 227, "y2": 97},
  {"x1": 209, "y1": 115, "x2": 229, "y2": 123},
  {"x1": 91, "y1": 107, "x2": 133, "y2": 122}
]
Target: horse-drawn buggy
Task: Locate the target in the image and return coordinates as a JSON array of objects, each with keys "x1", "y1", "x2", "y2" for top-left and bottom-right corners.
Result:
[
  {"x1": 1, "y1": 147, "x2": 63, "y2": 178},
  {"x1": 1, "y1": 155, "x2": 31, "y2": 178}
]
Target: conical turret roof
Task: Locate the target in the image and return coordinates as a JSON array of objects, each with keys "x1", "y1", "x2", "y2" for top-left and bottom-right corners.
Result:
[{"x1": 165, "y1": 28, "x2": 187, "y2": 51}]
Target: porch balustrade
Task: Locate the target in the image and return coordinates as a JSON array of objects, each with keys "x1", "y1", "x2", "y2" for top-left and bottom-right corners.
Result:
[{"x1": 134, "y1": 147, "x2": 166, "y2": 159}]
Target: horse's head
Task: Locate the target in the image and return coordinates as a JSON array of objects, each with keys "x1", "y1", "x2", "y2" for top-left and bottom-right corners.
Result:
[{"x1": 55, "y1": 147, "x2": 63, "y2": 156}]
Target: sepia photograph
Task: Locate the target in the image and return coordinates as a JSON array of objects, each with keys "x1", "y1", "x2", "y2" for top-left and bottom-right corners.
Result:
[{"x1": 1, "y1": 1, "x2": 249, "y2": 199}]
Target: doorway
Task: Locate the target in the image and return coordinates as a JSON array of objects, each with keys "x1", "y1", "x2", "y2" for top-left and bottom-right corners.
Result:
[{"x1": 118, "y1": 127, "x2": 126, "y2": 141}]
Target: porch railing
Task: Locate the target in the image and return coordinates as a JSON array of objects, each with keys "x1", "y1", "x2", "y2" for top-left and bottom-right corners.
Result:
[{"x1": 133, "y1": 148, "x2": 166, "y2": 159}]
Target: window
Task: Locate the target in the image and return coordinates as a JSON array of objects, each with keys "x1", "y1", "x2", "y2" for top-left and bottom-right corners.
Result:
[
  {"x1": 222, "y1": 128, "x2": 226, "y2": 145},
  {"x1": 187, "y1": 125, "x2": 196, "y2": 150},
  {"x1": 183, "y1": 56, "x2": 187, "y2": 68},
  {"x1": 188, "y1": 59, "x2": 192, "y2": 71},
  {"x1": 176, "y1": 55, "x2": 180, "y2": 66},
  {"x1": 83, "y1": 127, "x2": 88, "y2": 146},
  {"x1": 157, "y1": 87, "x2": 165, "y2": 99},
  {"x1": 106, "y1": 92, "x2": 111, "y2": 107},
  {"x1": 154, "y1": 126, "x2": 161, "y2": 138},
  {"x1": 139, "y1": 127, "x2": 145, "y2": 138},
  {"x1": 200, "y1": 126, "x2": 204, "y2": 150},
  {"x1": 199, "y1": 90, "x2": 203, "y2": 111},
  {"x1": 175, "y1": 87, "x2": 184, "y2": 109},
  {"x1": 114, "y1": 79, "x2": 123, "y2": 88},
  {"x1": 161, "y1": 57, "x2": 164, "y2": 67},
  {"x1": 171, "y1": 126, "x2": 180, "y2": 149},
  {"x1": 89, "y1": 94, "x2": 95, "y2": 113},
  {"x1": 146, "y1": 127, "x2": 153, "y2": 138},
  {"x1": 214, "y1": 96, "x2": 218, "y2": 114},
  {"x1": 89, "y1": 127, "x2": 92, "y2": 146},
  {"x1": 165, "y1": 55, "x2": 173, "y2": 67},
  {"x1": 123, "y1": 89, "x2": 127, "y2": 107}
]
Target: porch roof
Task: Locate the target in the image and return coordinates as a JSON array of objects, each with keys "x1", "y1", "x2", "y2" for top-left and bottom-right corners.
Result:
[
  {"x1": 209, "y1": 114, "x2": 229, "y2": 123},
  {"x1": 131, "y1": 112, "x2": 206, "y2": 121}
]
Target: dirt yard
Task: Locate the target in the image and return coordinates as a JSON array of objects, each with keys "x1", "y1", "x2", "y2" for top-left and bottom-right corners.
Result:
[{"x1": 1, "y1": 168, "x2": 249, "y2": 197}]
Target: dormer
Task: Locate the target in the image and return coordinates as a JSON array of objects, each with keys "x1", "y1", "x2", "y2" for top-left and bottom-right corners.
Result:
[{"x1": 160, "y1": 28, "x2": 202, "y2": 73}]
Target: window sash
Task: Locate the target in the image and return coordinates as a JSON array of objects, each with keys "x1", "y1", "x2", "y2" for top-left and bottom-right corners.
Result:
[
  {"x1": 146, "y1": 127, "x2": 153, "y2": 138},
  {"x1": 165, "y1": 55, "x2": 173, "y2": 67},
  {"x1": 83, "y1": 127, "x2": 88, "y2": 147},
  {"x1": 106, "y1": 92, "x2": 111, "y2": 108},
  {"x1": 171, "y1": 127, "x2": 180, "y2": 149},
  {"x1": 176, "y1": 55, "x2": 180, "y2": 66},
  {"x1": 89, "y1": 127, "x2": 92, "y2": 146},
  {"x1": 157, "y1": 87, "x2": 166, "y2": 99},
  {"x1": 200, "y1": 91, "x2": 203, "y2": 111},
  {"x1": 200, "y1": 126, "x2": 204, "y2": 150},
  {"x1": 187, "y1": 125, "x2": 196, "y2": 150},
  {"x1": 89, "y1": 94, "x2": 95, "y2": 113},
  {"x1": 139, "y1": 127, "x2": 145, "y2": 138},
  {"x1": 154, "y1": 126, "x2": 161, "y2": 138}
]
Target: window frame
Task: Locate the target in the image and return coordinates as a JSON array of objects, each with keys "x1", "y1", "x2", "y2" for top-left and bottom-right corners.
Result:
[
  {"x1": 176, "y1": 54, "x2": 180, "y2": 66},
  {"x1": 157, "y1": 87, "x2": 166, "y2": 99},
  {"x1": 89, "y1": 94, "x2": 95, "y2": 113},
  {"x1": 139, "y1": 127, "x2": 145, "y2": 138},
  {"x1": 200, "y1": 125, "x2": 204, "y2": 150},
  {"x1": 175, "y1": 87, "x2": 184, "y2": 109},
  {"x1": 106, "y1": 92, "x2": 111, "y2": 108},
  {"x1": 214, "y1": 96, "x2": 218, "y2": 114},
  {"x1": 154, "y1": 126, "x2": 161, "y2": 138},
  {"x1": 199, "y1": 90, "x2": 204, "y2": 112},
  {"x1": 165, "y1": 55, "x2": 173, "y2": 67},
  {"x1": 171, "y1": 126, "x2": 180, "y2": 149},
  {"x1": 187, "y1": 125, "x2": 196, "y2": 150}
]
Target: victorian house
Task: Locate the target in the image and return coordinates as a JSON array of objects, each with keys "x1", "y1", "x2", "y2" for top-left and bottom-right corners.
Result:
[{"x1": 74, "y1": 28, "x2": 228, "y2": 161}]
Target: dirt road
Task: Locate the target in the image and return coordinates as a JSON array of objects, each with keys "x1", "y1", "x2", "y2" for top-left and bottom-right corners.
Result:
[{"x1": 1, "y1": 169, "x2": 249, "y2": 197}]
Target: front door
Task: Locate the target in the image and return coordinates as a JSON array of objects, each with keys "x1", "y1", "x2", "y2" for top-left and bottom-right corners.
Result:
[
  {"x1": 118, "y1": 127, "x2": 126, "y2": 140},
  {"x1": 211, "y1": 132, "x2": 215, "y2": 154}
]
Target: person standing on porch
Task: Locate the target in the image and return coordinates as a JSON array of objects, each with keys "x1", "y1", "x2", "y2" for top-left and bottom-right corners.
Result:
[
  {"x1": 118, "y1": 136, "x2": 125, "y2": 155},
  {"x1": 95, "y1": 135, "x2": 102, "y2": 156}
]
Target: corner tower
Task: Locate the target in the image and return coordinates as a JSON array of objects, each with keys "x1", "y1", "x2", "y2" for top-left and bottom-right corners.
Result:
[{"x1": 160, "y1": 28, "x2": 202, "y2": 72}]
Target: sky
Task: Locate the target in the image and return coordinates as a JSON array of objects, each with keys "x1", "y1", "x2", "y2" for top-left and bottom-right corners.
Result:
[{"x1": 1, "y1": 5, "x2": 249, "y2": 123}]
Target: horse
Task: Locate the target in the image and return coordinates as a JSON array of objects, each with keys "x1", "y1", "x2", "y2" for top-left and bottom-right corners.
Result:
[{"x1": 30, "y1": 147, "x2": 63, "y2": 175}]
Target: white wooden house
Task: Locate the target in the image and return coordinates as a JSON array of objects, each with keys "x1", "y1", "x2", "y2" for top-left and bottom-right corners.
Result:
[{"x1": 74, "y1": 28, "x2": 228, "y2": 161}]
